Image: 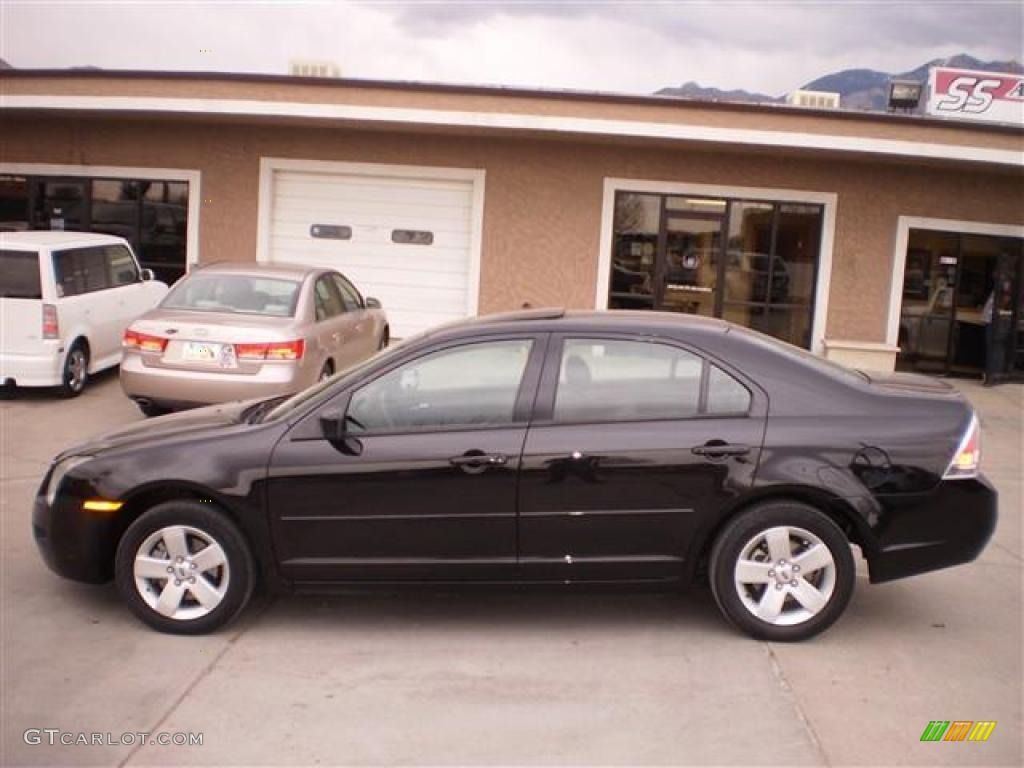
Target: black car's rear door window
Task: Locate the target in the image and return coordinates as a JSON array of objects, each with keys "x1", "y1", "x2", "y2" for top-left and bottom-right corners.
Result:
[{"x1": 545, "y1": 336, "x2": 752, "y2": 424}]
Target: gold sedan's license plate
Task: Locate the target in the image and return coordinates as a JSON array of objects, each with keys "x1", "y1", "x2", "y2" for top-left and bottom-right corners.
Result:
[{"x1": 182, "y1": 341, "x2": 237, "y2": 368}]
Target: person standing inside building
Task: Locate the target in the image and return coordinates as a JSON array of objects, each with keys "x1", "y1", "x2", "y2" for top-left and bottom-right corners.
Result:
[{"x1": 983, "y1": 268, "x2": 1014, "y2": 386}]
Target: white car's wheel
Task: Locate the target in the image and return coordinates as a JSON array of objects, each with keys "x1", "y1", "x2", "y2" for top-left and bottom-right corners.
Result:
[{"x1": 59, "y1": 342, "x2": 89, "y2": 397}]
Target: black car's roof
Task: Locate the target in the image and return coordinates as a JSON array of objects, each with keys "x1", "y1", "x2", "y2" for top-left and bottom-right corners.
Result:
[{"x1": 431, "y1": 308, "x2": 733, "y2": 339}]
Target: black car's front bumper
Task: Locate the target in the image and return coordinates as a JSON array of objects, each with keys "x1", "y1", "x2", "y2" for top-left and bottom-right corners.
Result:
[
  {"x1": 33, "y1": 472, "x2": 118, "y2": 584},
  {"x1": 867, "y1": 475, "x2": 998, "y2": 583}
]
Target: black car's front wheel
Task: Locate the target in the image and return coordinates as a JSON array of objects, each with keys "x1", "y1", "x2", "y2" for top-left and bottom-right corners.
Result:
[
  {"x1": 115, "y1": 501, "x2": 255, "y2": 634},
  {"x1": 709, "y1": 501, "x2": 855, "y2": 641}
]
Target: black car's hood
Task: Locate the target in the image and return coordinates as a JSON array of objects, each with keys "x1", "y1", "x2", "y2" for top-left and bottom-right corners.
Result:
[{"x1": 60, "y1": 400, "x2": 258, "y2": 458}]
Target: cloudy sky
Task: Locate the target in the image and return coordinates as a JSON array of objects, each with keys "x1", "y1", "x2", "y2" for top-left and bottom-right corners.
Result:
[{"x1": 2, "y1": 1, "x2": 1021, "y2": 96}]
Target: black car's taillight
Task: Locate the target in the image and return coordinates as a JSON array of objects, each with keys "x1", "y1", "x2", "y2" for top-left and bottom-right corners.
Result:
[{"x1": 943, "y1": 412, "x2": 980, "y2": 480}]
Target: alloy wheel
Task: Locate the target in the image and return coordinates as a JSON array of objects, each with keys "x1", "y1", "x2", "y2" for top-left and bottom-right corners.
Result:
[
  {"x1": 133, "y1": 525, "x2": 230, "y2": 621},
  {"x1": 732, "y1": 525, "x2": 836, "y2": 626},
  {"x1": 66, "y1": 348, "x2": 87, "y2": 392}
]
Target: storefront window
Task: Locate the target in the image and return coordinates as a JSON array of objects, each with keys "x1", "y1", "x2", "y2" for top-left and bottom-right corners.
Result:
[
  {"x1": 91, "y1": 180, "x2": 141, "y2": 241},
  {"x1": 610, "y1": 193, "x2": 661, "y2": 310},
  {"x1": 0, "y1": 176, "x2": 29, "y2": 232},
  {"x1": 609, "y1": 190, "x2": 824, "y2": 348},
  {"x1": 773, "y1": 204, "x2": 821, "y2": 306},
  {"x1": 140, "y1": 181, "x2": 189, "y2": 285},
  {"x1": 724, "y1": 202, "x2": 774, "y2": 303},
  {"x1": 0, "y1": 175, "x2": 189, "y2": 285}
]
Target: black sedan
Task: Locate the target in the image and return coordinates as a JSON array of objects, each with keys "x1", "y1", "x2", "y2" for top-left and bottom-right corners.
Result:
[{"x1": 33, "y1": 309, "x2": 996, "y2": 640}]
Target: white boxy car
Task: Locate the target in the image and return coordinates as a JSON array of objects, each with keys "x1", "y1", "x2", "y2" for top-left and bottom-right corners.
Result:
[{"x1": 0, "y1": 232, "x2": 168, "y2": 396}]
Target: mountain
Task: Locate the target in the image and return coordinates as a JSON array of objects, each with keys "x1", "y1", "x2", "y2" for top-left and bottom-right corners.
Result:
[
  {"x1": 657, "y1": 54, "x2": 1024, "y2": 112},
  {"x1": 655, "y1": 80, "x2": 779, "y2": 104}
]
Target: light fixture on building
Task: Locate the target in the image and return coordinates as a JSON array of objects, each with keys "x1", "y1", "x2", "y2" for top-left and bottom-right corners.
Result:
[{"x1": 888, "y1": 80, "x2": 923, "y2": 111}]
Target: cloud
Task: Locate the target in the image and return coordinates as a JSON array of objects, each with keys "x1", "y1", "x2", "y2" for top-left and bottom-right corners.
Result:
[{"x1": 2, "y1": 0, "x2": 1021, "y2": 96}]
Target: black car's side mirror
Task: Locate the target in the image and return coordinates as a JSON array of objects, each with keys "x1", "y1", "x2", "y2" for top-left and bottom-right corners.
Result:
[
  {"x1": 319, "y1": 407, "x2": 363, "y2": 455},
  {"x1": 365, "y1": 296, "x2": 382, "y2": 309},
  {"x1": 320, "y1": 408, "x2": 346, "y2": 440}
]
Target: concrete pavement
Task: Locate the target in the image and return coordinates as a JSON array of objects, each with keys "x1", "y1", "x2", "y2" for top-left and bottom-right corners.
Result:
[{"x1": 1, "y1": 372, "x2": 1020, "y2": 766}]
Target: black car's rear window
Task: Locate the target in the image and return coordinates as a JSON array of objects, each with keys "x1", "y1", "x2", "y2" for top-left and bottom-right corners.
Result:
[
  {"x1": 734, "y1": 325, "x2": 868, "y2": 384},
  {"x1": 0, "y1": 249, "x2": 42, "y2": 299}
]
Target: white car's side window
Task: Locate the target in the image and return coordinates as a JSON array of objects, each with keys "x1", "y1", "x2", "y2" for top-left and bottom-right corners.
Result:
[
  {"x1": 52, "y1": 246, "x2": 111, "y2": 297},
  {"x1": 105, "y1": 245, "x2": 140, "y2": 287}
]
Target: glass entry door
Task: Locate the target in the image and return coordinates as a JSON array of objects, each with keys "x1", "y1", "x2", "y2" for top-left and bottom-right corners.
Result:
[
  {"x1": 897, "y1": 230, "x2": 1024, "y2": 380},
  {"x1": 658, "y1": 215, "x2": 723, "y2": 317}
]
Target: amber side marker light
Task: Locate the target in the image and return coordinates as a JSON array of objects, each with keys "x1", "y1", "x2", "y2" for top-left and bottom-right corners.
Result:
[{"x1": 82, "y1": 500, "x2": 124, "y2": 513}]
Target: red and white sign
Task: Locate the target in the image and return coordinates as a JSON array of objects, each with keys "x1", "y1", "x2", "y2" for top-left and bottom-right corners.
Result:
[{"x1": 927, "y1": 67, "x2": 1024, "y2": 125}]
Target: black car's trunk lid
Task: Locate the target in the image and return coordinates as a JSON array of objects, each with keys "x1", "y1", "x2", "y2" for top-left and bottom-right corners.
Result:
[{"x1": 860, "y1": 370, "x2": 959, "y2": 397}]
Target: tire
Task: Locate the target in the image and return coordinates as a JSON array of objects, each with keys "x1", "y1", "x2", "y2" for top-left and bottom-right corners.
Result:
[
  {"x1": 59, "y1": 341, "x2": 89, "y2": 397},
  {"x1": 709, "y1": 501, "x2": 855, "y2": 642},
  {"x1": 115, "y1": 500, "x2": 255, "y2": 635},
  {"x1": 378, "y1": 327, "x2": 390, "y2": 350}
]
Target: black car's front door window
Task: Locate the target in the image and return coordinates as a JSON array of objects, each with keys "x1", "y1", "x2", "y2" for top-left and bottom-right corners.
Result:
[{"x1": 347, "y1": 339, "x2": 534, "y2": 433}]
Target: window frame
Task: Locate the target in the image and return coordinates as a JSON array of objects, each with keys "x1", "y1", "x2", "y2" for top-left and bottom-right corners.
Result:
[{"x1": 533, "y1": 332, "x2": 760, "y2": 427}]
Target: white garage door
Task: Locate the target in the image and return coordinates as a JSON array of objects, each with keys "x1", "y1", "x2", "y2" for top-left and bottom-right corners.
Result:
[{"x1": 265, "y1": 165, "x2": 479, "y2": 338}]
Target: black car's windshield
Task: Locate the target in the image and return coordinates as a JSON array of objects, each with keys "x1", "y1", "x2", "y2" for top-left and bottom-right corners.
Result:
[{"x1": 162, "y1": 273, "x2": 301, "y2": 317}]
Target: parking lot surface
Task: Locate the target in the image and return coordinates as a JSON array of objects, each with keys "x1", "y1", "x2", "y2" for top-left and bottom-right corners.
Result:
[{"x1": 1, "y1": 371, "x2": 1021, "y2": 766}]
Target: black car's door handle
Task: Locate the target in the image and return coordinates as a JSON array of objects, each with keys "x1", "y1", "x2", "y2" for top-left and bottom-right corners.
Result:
[
  {"x1": 692, "y1": 441, "x2": 751, "y2": 459},
  {"x1": 449, "y1": 453, "x2": 508, "y2": 467}
]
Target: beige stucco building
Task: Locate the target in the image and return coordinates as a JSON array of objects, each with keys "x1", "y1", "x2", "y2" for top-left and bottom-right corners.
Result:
[{"x1": 2, "y1": 70, "x2": 1022, "y2": 376}]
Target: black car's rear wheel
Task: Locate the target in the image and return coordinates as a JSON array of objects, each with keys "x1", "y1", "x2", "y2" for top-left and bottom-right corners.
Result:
[
  {"x1": 709, "y1": 501, "x2": 855, "y2": 641},
  {"x1": 115, "y1": 501, "x2": 254, "y2": 634}
]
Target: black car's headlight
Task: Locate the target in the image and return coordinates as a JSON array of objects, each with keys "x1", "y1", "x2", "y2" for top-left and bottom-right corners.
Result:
[{"x1": 45, "y1": 455, "x2": 94, "y2": 506}]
